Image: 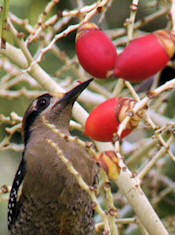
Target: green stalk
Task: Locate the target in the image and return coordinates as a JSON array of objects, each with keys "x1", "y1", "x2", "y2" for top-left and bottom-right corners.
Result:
[{"x1": 1, "y1": 0, "x2": 10, "y2": 49}]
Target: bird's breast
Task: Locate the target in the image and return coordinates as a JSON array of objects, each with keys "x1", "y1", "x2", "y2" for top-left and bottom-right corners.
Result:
[{"x1": 23, "y1": 132, "x2": 96, "y2": 200}]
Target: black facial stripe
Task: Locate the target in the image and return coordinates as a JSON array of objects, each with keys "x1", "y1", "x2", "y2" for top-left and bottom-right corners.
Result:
[
  {"x1": 23, "y1": 93, "x2": 52, "y2": 145},
  {"x1": 23, "y1": 110, "x2": 38, "y2": 145}
]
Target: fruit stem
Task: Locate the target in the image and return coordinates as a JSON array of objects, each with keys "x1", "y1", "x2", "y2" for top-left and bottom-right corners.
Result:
[
  {"x1": 112, "y1": 79, "x2": 124, "y2": 97},
  {"x1": 126, "y1": 0, "x2": 139, "y2": 43}
]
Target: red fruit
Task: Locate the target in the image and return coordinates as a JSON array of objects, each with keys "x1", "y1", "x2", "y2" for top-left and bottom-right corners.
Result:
[
  {"x1": 76, "y1": 22, "x2": 117, "y2": 79},
  {"x1": 114, "y1": 30, "x2": 175, "y2": 82},
  {"x1": 85, "y1": 97, "x2": 144, "y2": 142}
]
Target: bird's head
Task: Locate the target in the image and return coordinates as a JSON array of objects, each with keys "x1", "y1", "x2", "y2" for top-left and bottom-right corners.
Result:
[{"x1": 22, "y1": 79, "x2": 93, "y2": 145}]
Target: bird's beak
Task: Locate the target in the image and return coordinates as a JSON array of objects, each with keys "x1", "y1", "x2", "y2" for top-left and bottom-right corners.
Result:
[{"x1": 59, "y1": 78, "x2": 93, "y2": 105}]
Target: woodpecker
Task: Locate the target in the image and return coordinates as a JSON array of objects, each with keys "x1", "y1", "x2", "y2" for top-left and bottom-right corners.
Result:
[{"x1": 8, "y1": 79, "x2": 96, "y2": 235}]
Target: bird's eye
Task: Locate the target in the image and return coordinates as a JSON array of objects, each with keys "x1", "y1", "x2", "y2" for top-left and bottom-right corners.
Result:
[{"x1": 36, "y1": 95, "x2": 51, "y2": 111}]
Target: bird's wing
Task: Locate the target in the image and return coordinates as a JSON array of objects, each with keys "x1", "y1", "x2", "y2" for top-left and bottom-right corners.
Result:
[{"x1": 8, "y1": 153, "x2": 26, "y2": 230}]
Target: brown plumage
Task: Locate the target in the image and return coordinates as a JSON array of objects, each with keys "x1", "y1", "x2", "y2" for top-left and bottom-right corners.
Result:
[{"x1": 8, "y1": 79, "x2": 96, "y2": 235}]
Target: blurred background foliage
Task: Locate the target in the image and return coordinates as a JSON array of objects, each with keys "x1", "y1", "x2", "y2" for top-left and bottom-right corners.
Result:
[{"x1": 0, "y1": 0, "x2": 175, "y2": 234}]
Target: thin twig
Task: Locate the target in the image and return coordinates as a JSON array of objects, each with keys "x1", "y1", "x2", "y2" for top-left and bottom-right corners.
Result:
[
  {"x1": 126, "y1": 0, "x2": 140, "y2": 42},
  {"x1": 138, "y1": 135, "x2": 175, "y2": 179}
]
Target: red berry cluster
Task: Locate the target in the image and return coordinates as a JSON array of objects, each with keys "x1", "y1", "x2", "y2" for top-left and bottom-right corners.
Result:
[
  {"x1": 75, "y1": 22, "x2": 175, "y2": 142},
  {"x1": 76, "y1": 22, "x2": 175, "y2": 82}
]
